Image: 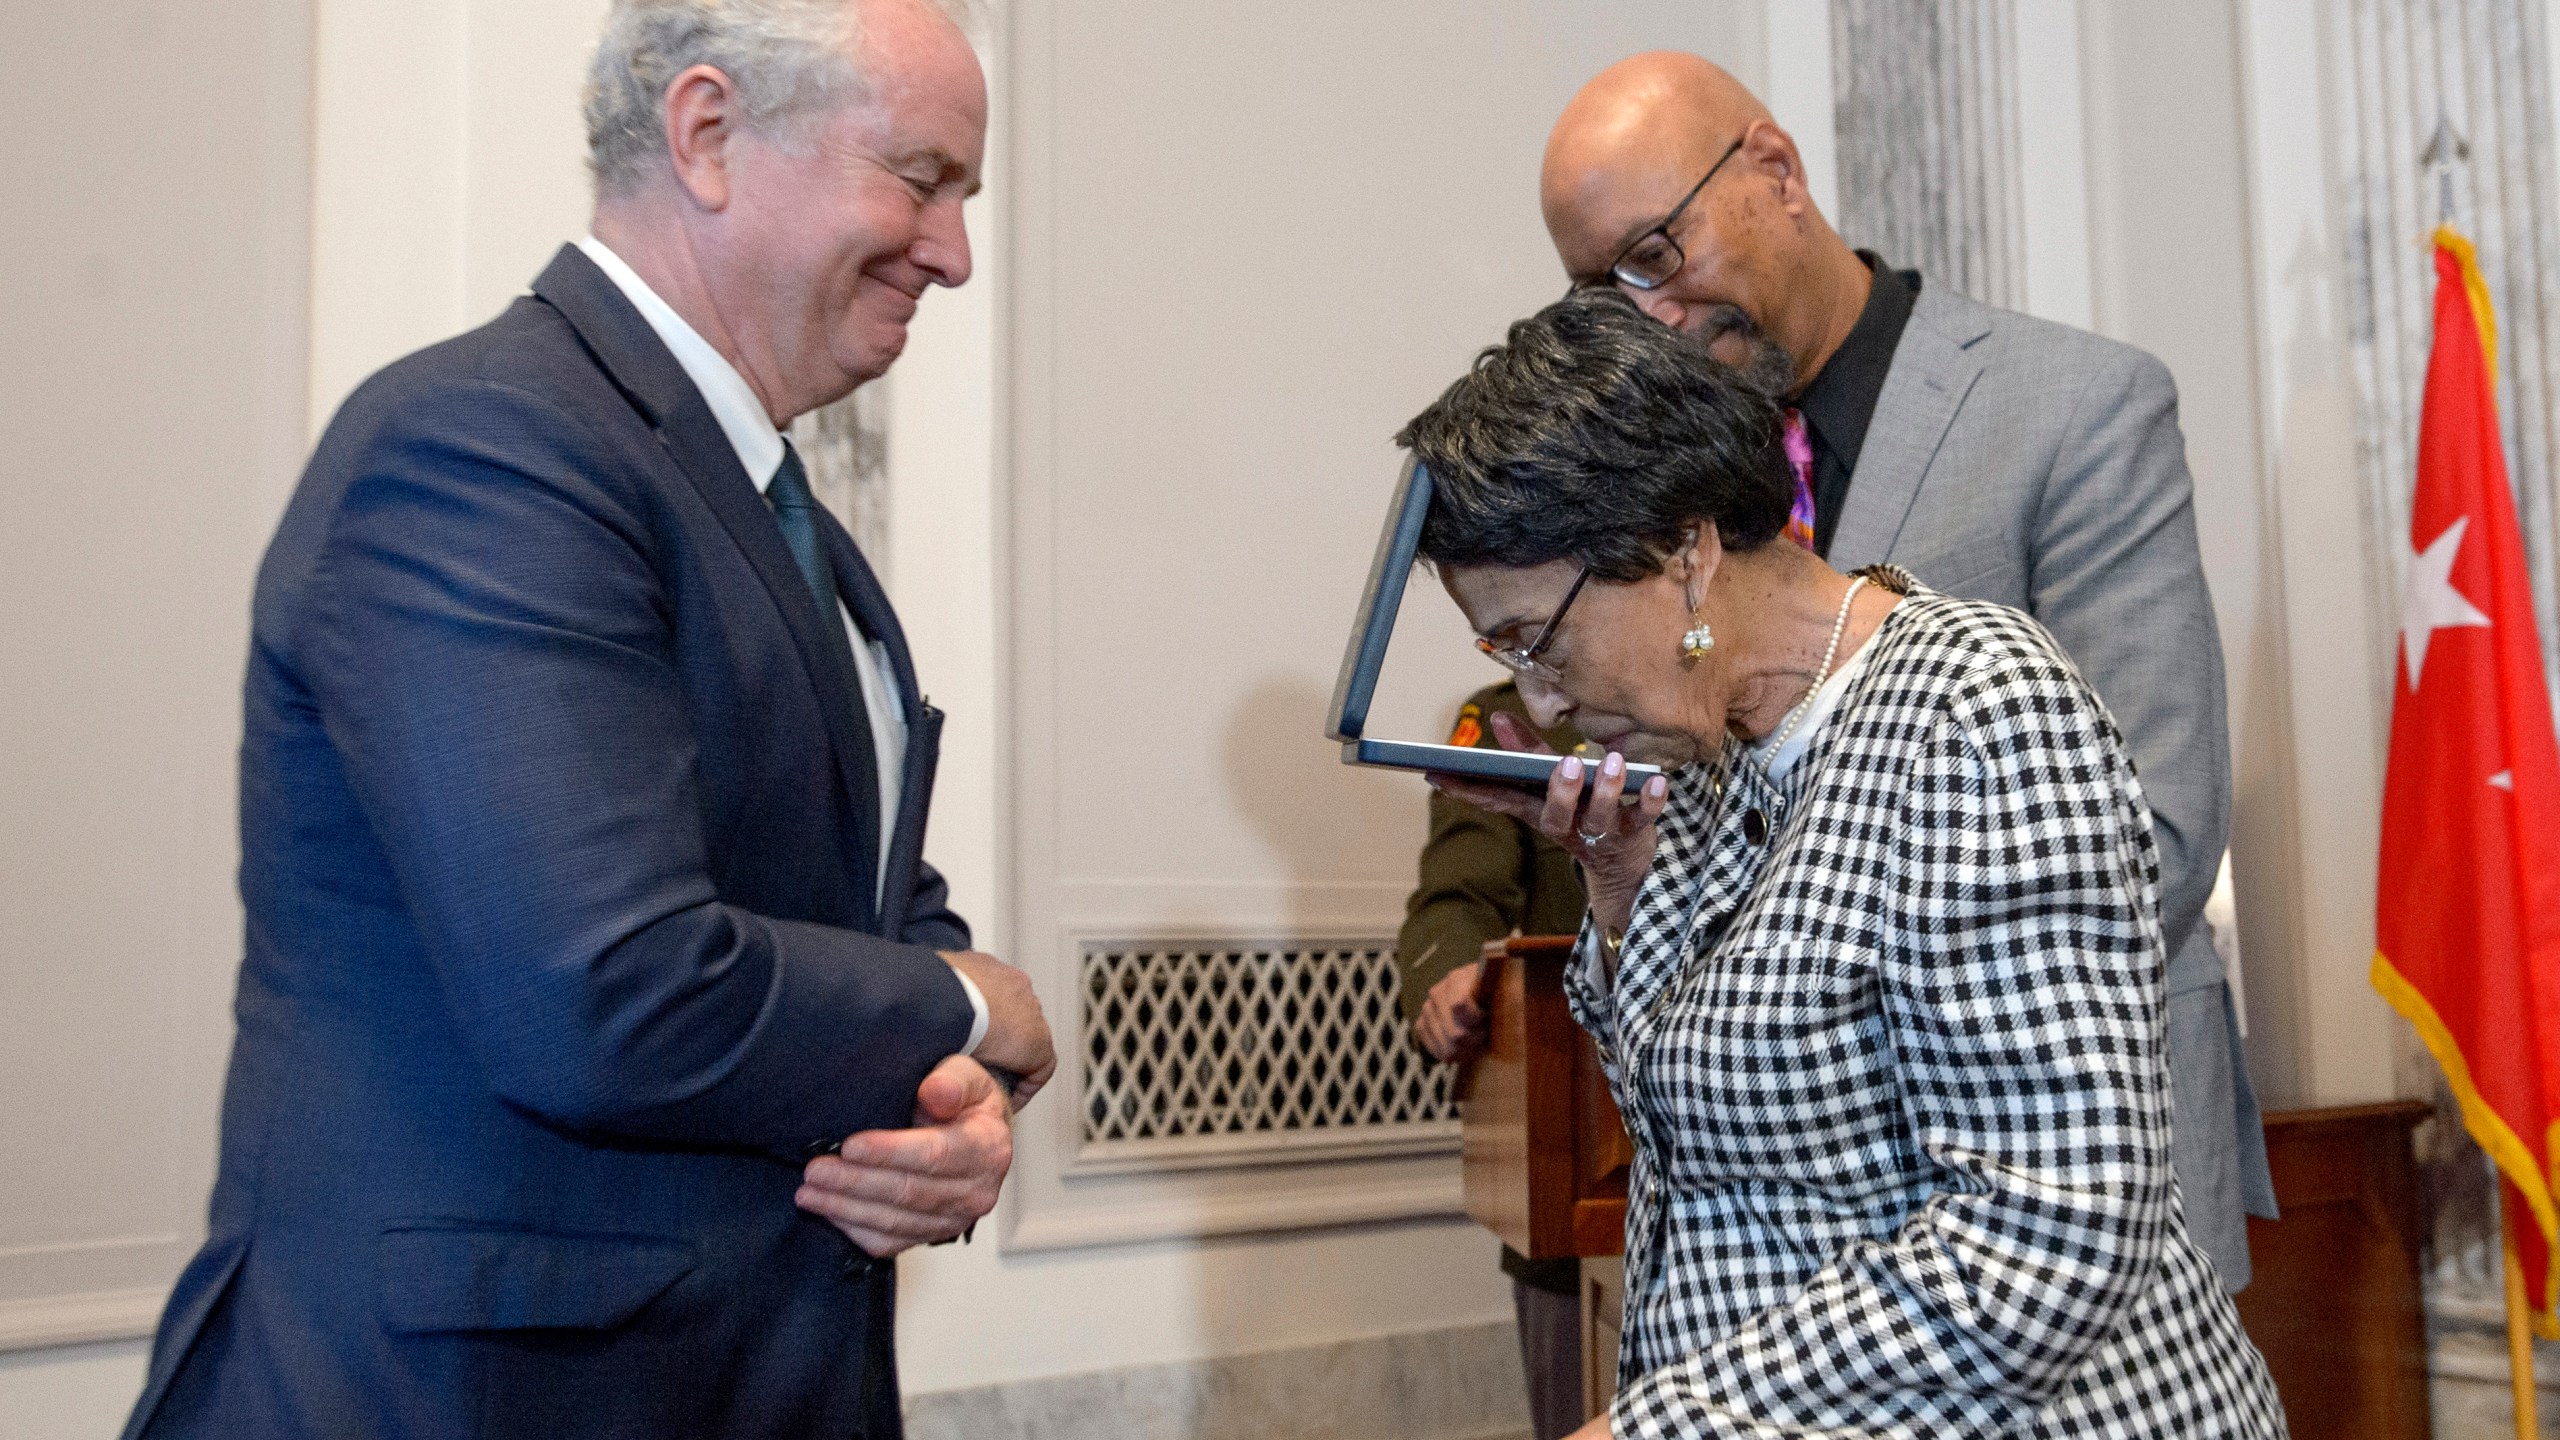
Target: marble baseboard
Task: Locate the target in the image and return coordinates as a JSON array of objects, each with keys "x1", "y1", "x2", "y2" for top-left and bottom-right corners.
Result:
[
  {"x1": 2430, "y1": 1286, "x2": 2560, "y2": 1437},
  {"x1": 902, "y1": 1320, "x2": 1532, "y2": 1440}
]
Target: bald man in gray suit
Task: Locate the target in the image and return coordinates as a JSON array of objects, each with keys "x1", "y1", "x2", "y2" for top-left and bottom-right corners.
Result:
[{"x1": 1538, "y1": 52, "x2": 2273, "y2": 1287}]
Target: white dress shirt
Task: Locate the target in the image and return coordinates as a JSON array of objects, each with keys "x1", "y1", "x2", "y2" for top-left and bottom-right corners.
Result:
[
  {"x1": 577, "y1": 237, "x2": 985, "y2": 1053},
  {"x1": 1743, "y1": 631, "x2": 1877, "y2": 785}
]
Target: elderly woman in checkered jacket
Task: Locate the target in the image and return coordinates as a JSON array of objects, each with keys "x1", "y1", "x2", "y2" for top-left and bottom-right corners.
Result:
[{"x1": 1412, "y1": 290, "x2": 2283, "y2": 1440}]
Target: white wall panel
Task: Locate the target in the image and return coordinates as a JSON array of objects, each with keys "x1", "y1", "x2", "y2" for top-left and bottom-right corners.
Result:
[
  {"x1": 308, "y1": 0, "x2": 608, "y2": 437},
  {"x1": 307, "y1": 0, "x2": 466, "y2": 434},
  {"x1": 2230, "y1": 0, "x2": 2399, "y2": 1110},
  {"x1": 0, "y1": 0, "x2": 312, "y2": 1373},
  {"x1": 2076, "y1": 0, "x2": 2376, "y2": 1109},
  {"x1": 1767, "y1": 0, "x2": 1842, "y2": 221},
  {"x1": 999, "y1": 0, "x2": 1768, "y2": 1254},
  {"x1": 2012, "y1": 1, "x2": 2093, "y2": 329},
  {"x1": 462, "y1": 0, "x2": 618, "y2": 323},
  {"x1": 0, "y1": 15, "x2": 316, "y2": 1440}
]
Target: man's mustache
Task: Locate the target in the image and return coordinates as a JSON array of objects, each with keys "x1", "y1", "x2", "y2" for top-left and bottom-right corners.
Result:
[
  {"x1": 1687, "y1": 305, "x2": 1796, "y2": 397},
  {"x1": 1691, "y1": 303, "x2": 1757, "y2": 343}
]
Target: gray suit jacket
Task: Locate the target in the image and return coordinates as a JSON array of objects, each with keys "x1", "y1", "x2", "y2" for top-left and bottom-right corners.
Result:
[{"x1": 1825, "y1": 284, "x2": 2276, "y2": 1287}]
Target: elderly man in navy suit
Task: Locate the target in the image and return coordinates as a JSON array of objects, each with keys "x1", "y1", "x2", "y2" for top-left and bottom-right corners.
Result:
[{"x1": 124, "y1": 2, "x2": 1046, "y2": 1436}]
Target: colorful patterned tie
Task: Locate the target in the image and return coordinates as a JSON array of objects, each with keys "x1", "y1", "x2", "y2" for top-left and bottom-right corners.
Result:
[{"x1": 1781, "y1": 408, "x2": 1818, "y2": 551}]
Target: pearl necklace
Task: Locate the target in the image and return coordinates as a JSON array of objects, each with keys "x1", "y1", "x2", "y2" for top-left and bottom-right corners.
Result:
[{"x1": 1760, "y1": 575, "x2": 1867, "y2": 761}]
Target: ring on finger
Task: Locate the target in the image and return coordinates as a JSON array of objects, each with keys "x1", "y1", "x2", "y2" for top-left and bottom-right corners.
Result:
[{"x1": 1577, "y1": 829, "x2": 1608, "y2": 848}]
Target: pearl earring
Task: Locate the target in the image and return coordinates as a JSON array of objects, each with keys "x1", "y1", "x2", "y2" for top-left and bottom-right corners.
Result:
[{"x1": 1681, "y1": 619, "x2": 1715, "y2": 660}]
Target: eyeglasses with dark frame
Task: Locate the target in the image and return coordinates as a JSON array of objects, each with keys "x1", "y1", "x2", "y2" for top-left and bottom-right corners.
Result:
[
  {"x1": 1476, "y1": 567, "x2": 1592, "y2": 685},
  {"x1": 1586, "y1": 134, "x2": 1747, "y2": 292}
]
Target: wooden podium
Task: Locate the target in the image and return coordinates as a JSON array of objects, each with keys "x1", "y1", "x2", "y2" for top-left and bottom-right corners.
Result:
[
  {"x1": 1456, "y1": 934, "x2": 1634, "y2": 1419},
  {"x1": 2230, "y1": 1101, "x2": 2433, "y2": 1439},
  {"x1": 1457, "y1": 935, "x2": 1633, "y2": 1260}
]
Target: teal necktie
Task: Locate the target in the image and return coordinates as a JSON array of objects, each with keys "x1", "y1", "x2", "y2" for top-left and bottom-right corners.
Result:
[
  {"x1": 766, "y1": 440, "x2": 882, "y2": 881},
  {"x1": 767, "y1": 441, "x2": 843, "y2": 631}
]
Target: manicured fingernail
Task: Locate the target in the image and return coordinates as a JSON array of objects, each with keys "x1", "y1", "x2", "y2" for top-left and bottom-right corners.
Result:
[
  {"x1": 1560, "y1": 756, "x2": 1582, "y2": 780},
  {"x1": 1646, "y1": 775, "x2": 1668, "y2": 798},
  {"x1": 1603, "y1": 752, "x2": 1624, "y2": 777}
]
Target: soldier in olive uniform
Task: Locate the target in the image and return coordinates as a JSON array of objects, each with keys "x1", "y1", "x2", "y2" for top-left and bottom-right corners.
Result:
[{"x1": 1398, "y1": 680, "x2": 1592, "y2": 1440}]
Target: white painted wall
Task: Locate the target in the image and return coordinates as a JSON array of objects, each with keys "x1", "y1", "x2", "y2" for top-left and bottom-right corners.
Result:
[
  {"x1": 2011, "y1": 2, "x2": 2093, "y2": 330},
  {"x1": 0, "y1": 0, "x2": 310, "y2": 1427},
  {"x1": 1765, "y1": 0, "x2": 1840, "y2": 219},
  {"x1": 308, "y1": 0, "x2": 611, "y2": 435},
  {"x1": 870, "y1": 27, "x2": 1502, "y2": 1394},
  {"x1": 2229, "y1": 0, "x2": 2399, "y2": 1107}
]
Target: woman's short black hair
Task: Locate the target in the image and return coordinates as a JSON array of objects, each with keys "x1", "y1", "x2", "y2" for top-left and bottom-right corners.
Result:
[{"x1": 1396, "y1": 289, "x2": 1792, "y2": 581}]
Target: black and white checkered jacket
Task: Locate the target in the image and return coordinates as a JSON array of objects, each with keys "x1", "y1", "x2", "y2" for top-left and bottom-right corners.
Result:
[{"x1": 1571, "y1": 588, "x2": 2284, "y2": 1438}]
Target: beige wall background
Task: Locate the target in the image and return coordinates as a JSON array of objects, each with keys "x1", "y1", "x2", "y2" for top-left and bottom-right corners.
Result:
[
  {"x1": 5, "y1": 0, "x2": 2535, "y2": 1433},
  {"x1": 0, "y1": 0, "x2": 313, "y2": 1425},
  {"x1": 990, "y1": 0, "x2": 1777, "y2": 1261}
]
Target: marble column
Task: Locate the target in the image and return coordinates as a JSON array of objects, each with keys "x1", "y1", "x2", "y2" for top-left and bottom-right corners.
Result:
[
  {"x1": 2336, "y1": 0, "x2": 2560, "y2": 734},
  {"x1": 1828, "y1": 0, "x2": 2025, "y2": 309}
]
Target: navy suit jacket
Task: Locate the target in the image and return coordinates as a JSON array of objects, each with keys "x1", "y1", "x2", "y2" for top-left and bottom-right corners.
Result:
[{"x1": 125, "y1": 247, "x2": 976, "y2": 1440}]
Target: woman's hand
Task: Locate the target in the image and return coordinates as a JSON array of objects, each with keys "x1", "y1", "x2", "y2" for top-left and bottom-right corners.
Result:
[{"x1": 1428, "y1": 713, "x2": 1669, "y2": 936}]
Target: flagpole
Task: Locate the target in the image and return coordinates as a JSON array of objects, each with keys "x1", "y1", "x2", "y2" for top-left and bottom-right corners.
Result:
[{"x1": 2508, "y1": 1205, "x2": 2540, "y2": 1440}]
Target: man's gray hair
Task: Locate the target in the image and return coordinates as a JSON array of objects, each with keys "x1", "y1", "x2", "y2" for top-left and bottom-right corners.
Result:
[{"x1": 583, "y1": 0, "x2": 978, "y2": 196}]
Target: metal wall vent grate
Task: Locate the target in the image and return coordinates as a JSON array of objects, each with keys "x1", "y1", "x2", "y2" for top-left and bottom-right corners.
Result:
[{"x1": 1078, "y1": 939, "x2": 1457, "y2": 1164}]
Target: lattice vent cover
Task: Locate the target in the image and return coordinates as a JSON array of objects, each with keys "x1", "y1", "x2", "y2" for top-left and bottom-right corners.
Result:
[{"x1": 1080, "y1": 939, "x2": 1456, "y2": 1151}]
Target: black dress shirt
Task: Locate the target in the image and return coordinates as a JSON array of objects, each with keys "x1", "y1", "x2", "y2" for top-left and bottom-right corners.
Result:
[{"x1": 1797, "y1": 253, "x2": 1921, "y2": 557}]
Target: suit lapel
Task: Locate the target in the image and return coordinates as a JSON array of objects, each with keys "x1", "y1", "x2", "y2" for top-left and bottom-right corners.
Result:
[
  {"x1": 821, "y1": 519, "x2": 918, "y2": 703},
  {"x1": 1825, "y1": 288, "x2": 1992, "y2": 568},
  {"x1": 817, "y1": 515, "x2": 943, "y2": 933},
  {"x1": 530, "y1": 245, "x2": 885, "y2": 926}
]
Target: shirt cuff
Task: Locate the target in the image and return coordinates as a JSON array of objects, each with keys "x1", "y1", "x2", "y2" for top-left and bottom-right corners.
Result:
[
  {"x1": 949, "y1": 964, "x2": 991, "y2": 1055},
  {"x1": 1574, "y1": 918, "x2": 1619, "y2": 1037},
  {"x1": 1576, "y1": 920, "x2": 1609, "y2": 981}
]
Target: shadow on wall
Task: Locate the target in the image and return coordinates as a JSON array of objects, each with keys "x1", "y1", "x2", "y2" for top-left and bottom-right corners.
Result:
[
  {"x1": 2229, "y1": 246, "x2": 2314, "y2": 1117},
  {"x1": 1220, "y1": 671, "x2": 1433, "y2": 939}
]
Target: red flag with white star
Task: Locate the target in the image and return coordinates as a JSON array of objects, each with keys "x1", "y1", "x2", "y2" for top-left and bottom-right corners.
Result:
[{"x1": 2372, "y1": 227, "x2": 2560, "y2": 1332}]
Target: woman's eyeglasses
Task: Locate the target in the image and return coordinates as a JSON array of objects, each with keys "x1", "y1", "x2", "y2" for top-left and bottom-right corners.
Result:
[{"x1": 1476, "y1": 568, "x2": 1591, "y2": 685}]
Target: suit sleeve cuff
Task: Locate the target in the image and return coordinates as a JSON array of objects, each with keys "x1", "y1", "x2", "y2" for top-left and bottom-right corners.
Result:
[{"x1": 948, "y1": 964, "x2": 990, "y2": 1055}]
